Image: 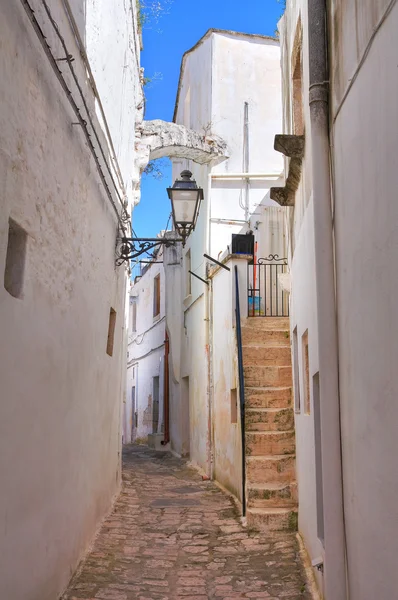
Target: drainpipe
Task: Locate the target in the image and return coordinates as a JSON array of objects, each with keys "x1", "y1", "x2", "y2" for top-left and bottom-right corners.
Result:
[{"x1": 308, "y1": 0, "x2": 347, "y2": 598}]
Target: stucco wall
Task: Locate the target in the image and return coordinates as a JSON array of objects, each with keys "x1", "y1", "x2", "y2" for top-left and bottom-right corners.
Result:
[
  {"x1": 170, "y1": 30, "x2": 285, "y2": 478},
  {"x1": 278, "y1": 2, "x2": 322, "y2": 593},
  {"x1": 209, "y1": 32, "x2": 283, "y2": 258},
  {"x1": 210, "y1": 257, "x2": 248, "y2": 501},
  {"x1": 330, "y1": 2, "x2": 398, "y2": 597},
  {"x1": 0, "y1": 2, "x2": 139, "y2": 599}
]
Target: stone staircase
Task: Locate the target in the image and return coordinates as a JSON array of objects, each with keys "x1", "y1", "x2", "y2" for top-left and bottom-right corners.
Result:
[{"x1": 242, "y1": 317, "x2": 298, "y2": 532}]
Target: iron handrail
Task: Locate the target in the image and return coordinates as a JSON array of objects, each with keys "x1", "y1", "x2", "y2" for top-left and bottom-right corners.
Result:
[{"x1": 234, "y1": 265, "x2": 246, "y2": 516}]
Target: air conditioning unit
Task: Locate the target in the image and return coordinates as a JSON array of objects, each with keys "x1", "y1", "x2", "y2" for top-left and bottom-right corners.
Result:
[{"x1": 231, "y1": 233, "x2": 254, "y2": 256}]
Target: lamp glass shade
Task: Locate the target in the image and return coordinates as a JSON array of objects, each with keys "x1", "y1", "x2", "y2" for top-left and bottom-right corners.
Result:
[{"x1": 169, "y1": 189, "x2": 200, "y2": 224}]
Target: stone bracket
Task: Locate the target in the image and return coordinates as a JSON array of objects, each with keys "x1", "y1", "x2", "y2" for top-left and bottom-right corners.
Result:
[{"x1": 270, "y1": 134, "x2": 305, "y2": 206}]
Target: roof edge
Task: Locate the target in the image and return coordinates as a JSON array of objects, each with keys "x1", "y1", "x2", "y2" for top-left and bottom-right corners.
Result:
[{"x1": 172, "y1": 28, "x2": 279, "y2": 123}]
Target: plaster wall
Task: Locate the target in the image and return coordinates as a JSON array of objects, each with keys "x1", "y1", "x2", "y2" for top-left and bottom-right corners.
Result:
[
  {"x1": 170, "y1": 31, "x2": 286, "y2": 477},
  {"x1": 163, "y1": 242, "x2": 191, "y2": 458},
  {"x1": 277, "y1": 3, "x2": 322, "y2": 592},
  {"x1": 209, "y1": 33, "x2": 283, "y2": 258},
  {"x1": 172, "y1": 39, "x2": 213, "y2": 470},
  {"x1": 0, "y1": 2, "x2": 139, "y2": 599},
  {"x1": 210, "y1": 257, "x2": 249, "y2": 501},
  {"x1": 330, "y1": 3, "x2": 398, "y2": 597},
  {"x1": 125, "y1": 259, "x2": 165, "y2": 443},
  {"x1": 85, "y1": 0, "x2": 140, "y2": 203}
]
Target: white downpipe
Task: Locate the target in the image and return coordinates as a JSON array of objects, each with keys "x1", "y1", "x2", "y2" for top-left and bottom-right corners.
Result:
[{"x1": 308, "y1": 0, "x2": 347, "y2": 598}]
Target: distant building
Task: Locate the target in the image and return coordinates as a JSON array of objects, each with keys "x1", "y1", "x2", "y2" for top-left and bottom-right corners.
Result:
[
  {"x1": 125, "y1": 247, "x2": 166, "y2": 447},
  {"x1": 164, "y1": 29, "x2": 288, "y2": 500}
]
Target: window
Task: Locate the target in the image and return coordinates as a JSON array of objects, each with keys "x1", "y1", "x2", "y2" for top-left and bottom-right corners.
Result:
[
  {"x1": 231, "y1": 389, "x2": 238, "y2": 424},
  {"x1": 106, "y1": 308, "x2": 117, "y2": 356},
  {"x1": 292, "y1": 25, "x2": 304, "y2": 135},
  {"x1": 132, "y1": 301, "x2": 137, "y2": 333},
  {"x1": 153, "y1": 274, "x2": 160, "y2": 317},
  {"x1": 293, "y1": 327, "x2": 301, "y2": 413},
  {"x1": 4, "y1": 218, "x2": 27, "y2": 299},
  {"x1": 185, "y1": 249, "x2": 191, "y2": 297},
  {"x1": 302, "y1": 330, "x2": 310, "y2": 414}
]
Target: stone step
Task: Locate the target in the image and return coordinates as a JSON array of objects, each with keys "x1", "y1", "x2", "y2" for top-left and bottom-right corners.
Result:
[
  {"x1": 247, "y1": 507, "x2": 298, "y2": 532},
  {"x1": 245, "y1": 386, "x2": 292, "y2": 409},
  {"x1": 247, "y1": 482, "x2": 298, "y2": 509},
  {"x1": 242, "y1": 317, "x2": 290, "y2": 331},
  {"x1": 242, "y1": 345, "x2": 291, "y2": 367},
  {"x1": 244, "y1": 365, "x2": 292, "y2": 388},
  {"x1": 246, "y1": 430, "x2": 296, "y2": 456},
  {"x1": 245, "y1": 408, "x2": 294, "y2": 432},
  {"x1": 242, "y1": 328, "x2": 290, "y2": 347},
  {"x1": 246, "y1": 455, "x2": 296, "y2": 485}
]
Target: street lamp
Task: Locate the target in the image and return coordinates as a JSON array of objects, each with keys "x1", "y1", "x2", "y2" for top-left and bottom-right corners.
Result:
[
  {"x1": 116, "y1": 170, "x2": 204, "y2": 264},
  {"x1": 167, "y1": 170, "x2": 204, "y2": 245}
]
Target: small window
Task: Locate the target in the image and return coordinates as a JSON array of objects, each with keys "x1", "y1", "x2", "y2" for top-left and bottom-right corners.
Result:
[
  {"x1": 185, "y1": 249, "x2": 191, "y2": 297},
  {"x1": 292, "y1": 24, "x2": 304, "y2": 136},
  {"x1": 106, "y1": 308, "x2": 117, "y2": 356},
  {"x1": 132, "y1": 301, "x2": 137, "y2": 333},
  {"x1": 4, "y1": 218, "x2": 27, "y2": 299},
  {"x1": 231, "y1": 389, "x2": 238, "y2": 424},
  {"x1": 302, "y1": 330, "x2": 310, "y2": 414},
  {"x1": 153, "y1": 274, "x2": 160, "y2": 317},
  {"x1": 293, "y1": 327, "x2": 301, "y2": 413}
]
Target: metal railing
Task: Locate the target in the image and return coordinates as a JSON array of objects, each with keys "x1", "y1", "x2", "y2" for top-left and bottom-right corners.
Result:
[
  {"x1": 247, "y1": 255, "x2": 289, "y2": 317},
  {"x1": 234, "y1": 265, "x2": 246, "y2": 516}
]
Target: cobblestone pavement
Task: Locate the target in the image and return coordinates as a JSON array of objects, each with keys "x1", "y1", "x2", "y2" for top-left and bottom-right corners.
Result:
[{"x1": 64, "y1": 445, "x2": 311, "y2": 600}]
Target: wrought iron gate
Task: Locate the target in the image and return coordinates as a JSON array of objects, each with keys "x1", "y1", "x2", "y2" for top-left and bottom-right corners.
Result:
[{"x1": 247, "y1": 255, "x2": 289, "y2": 317}]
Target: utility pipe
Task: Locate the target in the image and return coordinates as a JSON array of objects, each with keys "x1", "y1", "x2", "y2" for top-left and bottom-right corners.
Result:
[{"x1": 308, "y1": 0, "x2": 347, "y2": 598}]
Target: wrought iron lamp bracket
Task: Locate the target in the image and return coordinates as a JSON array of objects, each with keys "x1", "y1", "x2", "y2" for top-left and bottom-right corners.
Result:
[{"x1": 116, "y1": 237, "x2": 183, "y2": 266}]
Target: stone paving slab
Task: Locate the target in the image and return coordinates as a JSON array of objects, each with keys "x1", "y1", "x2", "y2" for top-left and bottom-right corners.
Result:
[{"x1": 63, "y1": 445, "x2": 312, "y2": 600}]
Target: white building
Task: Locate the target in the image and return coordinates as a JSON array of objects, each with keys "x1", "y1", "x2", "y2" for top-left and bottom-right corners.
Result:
[
  {"x1": 0, "y1": 2, "x2": 141, "y2": 599},
  {"x1": 125, "y1": 248, "x2": 166, "y2": 446},
  {"x1": 164, "y1": 29, "x2": 286, "y2": 495},
  {"x1": 275, "y1": 1, "x2": 398, "y2": 598}
]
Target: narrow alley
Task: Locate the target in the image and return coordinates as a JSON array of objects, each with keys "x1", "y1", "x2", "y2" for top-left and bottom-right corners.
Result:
[{"x1": 64, "y1": 446, "x2": 311, "y2": 600}]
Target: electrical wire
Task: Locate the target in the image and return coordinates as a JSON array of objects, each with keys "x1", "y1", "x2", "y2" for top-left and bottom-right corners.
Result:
[
  {"x1": 130, "y1": 316, "x2": 166, "y2": 345},
  {"x1": 127, "y1": 342, "x2": 165, "y2": 365},
  {"x1": 20, "y1": 0, "x2": 128, "y2": 233},
  {"x1": 40, "y1": 0, "x2": 130, "y2": 224},
  {"x1": 60, "y1": 0, "x2": 132, "y2": 202}
]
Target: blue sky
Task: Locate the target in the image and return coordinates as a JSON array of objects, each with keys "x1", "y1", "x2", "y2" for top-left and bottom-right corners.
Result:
[{"x1": 133, "y1": 0, "x2": 284, "y2": 238}]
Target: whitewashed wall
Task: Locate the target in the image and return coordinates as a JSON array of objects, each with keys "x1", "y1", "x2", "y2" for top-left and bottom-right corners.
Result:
[
  {"x1": 277, "y1": 1, "x2": 324, "y2": 593},
  {"x1": 169, "y1": 30, "x2": 284, "y2": 483},
  {"x1": 0, "y1": 2, "x2": 140, "y2": 599},
  {"x1": 330, "y1": 2, "x2": 398, "y2": 598}
]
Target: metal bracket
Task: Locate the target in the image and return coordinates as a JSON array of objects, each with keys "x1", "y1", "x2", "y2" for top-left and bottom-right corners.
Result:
[
  {"x1": 203, "y1": 253, "x2": 230, "y2": 272},
  {"x1": 116, "y1": 237, "x2": 183, "y2": 265},
  {"x1": 189, "y1": 270, "x2": 209, "y2": 286}
]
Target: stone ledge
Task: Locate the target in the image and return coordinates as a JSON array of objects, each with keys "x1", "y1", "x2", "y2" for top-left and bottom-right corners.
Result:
[{"x1": 270, "y1": 134, "x2": 305, "y2": 206}]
